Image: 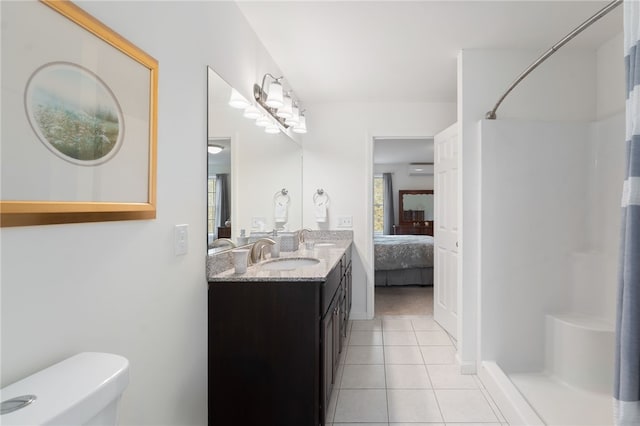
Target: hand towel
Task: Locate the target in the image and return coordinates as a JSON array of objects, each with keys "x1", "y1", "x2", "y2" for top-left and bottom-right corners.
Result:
[
  {"x1": 275, "y1": 201, "x2": 288, "y2": 223},
  {"x1": 315, "y1": 203, "x2": 327, "y2": 222}
]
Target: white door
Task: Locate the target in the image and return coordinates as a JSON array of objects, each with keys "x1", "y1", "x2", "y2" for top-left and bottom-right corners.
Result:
[{"x1": 434, "y1": 123, "x2": 459, "y2": 338}]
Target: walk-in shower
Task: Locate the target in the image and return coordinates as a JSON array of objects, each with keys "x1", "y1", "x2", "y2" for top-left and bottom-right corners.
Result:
[{"x1": 476, "y1": 1, "x2": 624, "y2": 424}]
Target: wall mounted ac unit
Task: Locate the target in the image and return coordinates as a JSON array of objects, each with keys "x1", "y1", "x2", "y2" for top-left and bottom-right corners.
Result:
[{"x1": 408, "y1": 163, "x2": 434, "y2": 176}]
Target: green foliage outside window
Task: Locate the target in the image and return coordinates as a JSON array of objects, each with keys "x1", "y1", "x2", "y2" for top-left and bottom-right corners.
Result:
[{"x1": 373, "y1": 176, "x2": 384, "y2": 233}]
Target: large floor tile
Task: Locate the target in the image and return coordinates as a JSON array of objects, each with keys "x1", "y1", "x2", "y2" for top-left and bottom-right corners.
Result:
[
  {"x1": 479, "y1": 385, "x2": 507, "y2": 423},
  {"x1": 325, "y1": 384, "x2": 339, "y2": 423},
  {"x1": 382, "y1": 318, "x2": 414, "y2": 330},
  {"x1": 384, "y1": 345, "x2": 424, "y2": 364},
  {"x1": 415, "y1": 330, "x2": 452, "y2": 346},
  {"x1": 445, "y1": 423, "x2": 502, "y2": 426},
  {"x1": 334, "y1": 424, "x2": 388, "y2": 426},
  {"x1": 411, "y1": 317, "x2": 443, "y2": 331},
  {"x1": 349, "y1": 330, "x2": 383, "y2": 346},
  {"x1": 427, "y1": 364, "x2": 478, "y2": 389},
  {"x1": 435, "y1": 389, "x2": 499, "y2": 423},
  {"x1": 345, "y1": 345, "x2": 384, "y2": 364},
  {"x1": 387, "y1": 389, "x2": 443, "y2": 423},
  {"x1": 390, "y1": 424, "x2": 444, "y2": 426},
  {"x1": 385, "y1": 364, "x2": 431, "y2": 389},
  {"x1": 333, "y1": 389, "x2": 388, "y2": 423},
  {"x1": 341, "y1": 364, "x2": 386, "y2": 389},
  {"x1": 383, "y1": 331, "x2": 418, "y2": 346},
  {"x1": 352, "y1": 318, "x2": 383, "y2": 331},
  {"x1": 420, "y1": 345, "x2": 456, "y2": 364}
]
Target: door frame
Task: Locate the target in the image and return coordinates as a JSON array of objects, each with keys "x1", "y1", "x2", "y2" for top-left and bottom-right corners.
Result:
[{"x1": 366, "y1": 135, "x2": 437, "y2": 319}]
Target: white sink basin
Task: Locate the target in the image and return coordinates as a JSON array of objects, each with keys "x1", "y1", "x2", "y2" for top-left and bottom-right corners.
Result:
[
  {"x1": 314, "y1": 242, "x2": 335, "y2": 247},
  {"x1": 261, "y1": 257, "x2": 320, "y2": 271}
]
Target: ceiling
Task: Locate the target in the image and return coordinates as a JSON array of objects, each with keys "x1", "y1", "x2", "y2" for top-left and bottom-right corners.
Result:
[{"x1": 237, "y1": 1, "x2": 623, "y2": 104}]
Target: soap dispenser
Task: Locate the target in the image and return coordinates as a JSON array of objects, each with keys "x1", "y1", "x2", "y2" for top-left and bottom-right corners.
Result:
[
  {"x1": 270, "y1": 229, "x2": 281, "y2": 258},
  {"x1": 237, "y1": 229, "x2": 249, "y2": 246}
]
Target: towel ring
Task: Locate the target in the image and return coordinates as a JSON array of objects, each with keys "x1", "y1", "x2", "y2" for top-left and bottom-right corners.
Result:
[
  {"x1": 274, "y1": 190, "x2": 290, "y2": 205},
  {"x1": 313, "y1": 189, "x2": 329, "y2": 206}
]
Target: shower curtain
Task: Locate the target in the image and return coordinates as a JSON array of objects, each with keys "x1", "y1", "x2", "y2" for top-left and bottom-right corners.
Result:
[
  {"x1": 215, "y1": 173, "x2": 230, "y2": 235},
  {"x1": 383, "y1": 173, "x2": 395, "y2": 235},
  {"x1": 615, "y1": 1, "x2": 640, "y2": 423}
]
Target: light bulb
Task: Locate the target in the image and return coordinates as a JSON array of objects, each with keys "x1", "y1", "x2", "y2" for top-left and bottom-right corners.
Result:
[
  {"x1": 255, "y1": 114, "x2": 270, "y2": 127},
  {"x1": 243, "y1": 105, "x2": 260, "y2": 119},
  {"x1": 285, "y1": 106, "x2": 300, "y2": 126},
  {"x1": 292, "y1": 115, "x2": 307, "y2": 134},
  {"x1": 276, "y1": 96, "x2": 293, "y2": 119}
]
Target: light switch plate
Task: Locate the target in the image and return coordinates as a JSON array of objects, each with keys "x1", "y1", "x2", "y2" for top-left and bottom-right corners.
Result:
[
  {"x1": 337, "y1": 215, "x2": 353, "y2": 228},
  {"x1": 175, "y1": 224, "x2": 188, "y2": 255}
]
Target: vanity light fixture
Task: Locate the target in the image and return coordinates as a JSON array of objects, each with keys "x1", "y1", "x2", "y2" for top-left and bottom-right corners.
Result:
[
  {"x1": 285, "y1": 105, "x2": 300, "y2": 127},
  {"x1": 228, "y1": 88, "x2": 250, "y2": 109},
  {"x1": 253, "y1": 73, "x2": 308, "y2": 133},
  {"x1": 263, "y1": 74, "x2": 284, "y2": 108},
  {"x1": 255, "y1": 114, "x2": 271, "y2": 127},
  {"x1": 207, "y1": 144, "x2": 224, "y2": 155},
  {"x1": 292, "y1": 112, "x2": 307, "y2": 134},
  {"x1": 225, "y1": 73, "x2": 309, "y2": 134},
  {"x1": 276, "y1": 95, "x2": 293, "y2": 120},
  {"x1": 243, "y1": 105, "x2": 261, "y2": 120},
  {"x1": 265, "y1": 120, "x2": 280, "y2": 134}
]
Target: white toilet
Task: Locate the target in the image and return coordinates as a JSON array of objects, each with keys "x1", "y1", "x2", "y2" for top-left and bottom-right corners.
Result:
[{"x1": 1, "y1": 352, "x2": 129, "y2": 425}]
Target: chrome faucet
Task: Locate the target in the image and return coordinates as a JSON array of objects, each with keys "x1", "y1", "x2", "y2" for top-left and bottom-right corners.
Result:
[
  {"x1": 211, "y1": 238, "x2": 236, "y2": 249},
  {"x1": 250, "y1": 238, "x2": 276, "y2": 263}
]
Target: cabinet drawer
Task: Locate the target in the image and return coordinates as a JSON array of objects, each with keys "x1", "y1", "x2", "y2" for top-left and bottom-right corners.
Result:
[{"x1": 321, "y1": 264, "x2": 342, "y2": 316}]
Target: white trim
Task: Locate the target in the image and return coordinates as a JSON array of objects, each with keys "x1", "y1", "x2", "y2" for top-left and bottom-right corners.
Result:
[
  {"x1": 348, "y1": 311, "x2": 370, "y2": 321},
  {"x1": 478, "y1": 362, "x2": 545, "y2": 426},
  {"x1": 622, "y1": 177, "x2": 640, "y2": 207}
]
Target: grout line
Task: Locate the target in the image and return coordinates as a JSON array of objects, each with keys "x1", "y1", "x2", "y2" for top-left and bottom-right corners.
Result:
[{"x1": 381, "y1": 319, "x2": 390, "y2": 424}]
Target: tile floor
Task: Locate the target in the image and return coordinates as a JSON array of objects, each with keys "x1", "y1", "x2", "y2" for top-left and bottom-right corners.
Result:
[{"x1": 326, "y1": 315, "x2": 508, "y2": 426}]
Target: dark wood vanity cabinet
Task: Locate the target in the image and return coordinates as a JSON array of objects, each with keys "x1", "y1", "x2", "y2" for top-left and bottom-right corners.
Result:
[{"x1": 208, "y1": 248, "x2": 352, "y2": 426}]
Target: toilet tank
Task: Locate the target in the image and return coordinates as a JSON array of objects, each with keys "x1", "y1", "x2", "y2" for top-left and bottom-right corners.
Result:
[{"x1": 1, "y1": 352, "x2": 129, "y2": 425}]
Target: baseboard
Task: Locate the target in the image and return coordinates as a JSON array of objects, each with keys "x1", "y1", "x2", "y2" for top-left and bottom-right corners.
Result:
[
  {"x1": 478, "y1": 361, "x2": 544, "y2": 426},
  {"x1": 348, "y1": 311, "x2": 372, "y2": 320},
  {"x1": 455, "y1": 353, "x2": 477, "y2": 374}
]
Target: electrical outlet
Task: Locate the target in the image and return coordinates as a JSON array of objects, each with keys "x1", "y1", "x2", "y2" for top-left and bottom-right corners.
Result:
[
  {"x1": 337, "y1": 215, "x2": 353, "y2": 228},
  {"x1": 175, "y1": 224, "x2": 188, "y2": 256}
]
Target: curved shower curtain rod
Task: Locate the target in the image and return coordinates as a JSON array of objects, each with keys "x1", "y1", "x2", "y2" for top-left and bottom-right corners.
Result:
[{"x1": 486, "y1": 0, "x2": 622, "y2": 120}]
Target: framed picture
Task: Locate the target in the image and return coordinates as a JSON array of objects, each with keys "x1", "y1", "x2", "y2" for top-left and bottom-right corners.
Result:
[{"x1": 1, "y1": 0, "x2": 158, "y2": 227}]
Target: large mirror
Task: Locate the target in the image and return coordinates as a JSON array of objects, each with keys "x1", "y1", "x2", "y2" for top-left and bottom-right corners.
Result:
[
  {"x1": 399, "y1": 190, "x2": 434, "y2": 223},
  {"x1": 207, "y1": 67, "x2": 302, "y2": 251}
]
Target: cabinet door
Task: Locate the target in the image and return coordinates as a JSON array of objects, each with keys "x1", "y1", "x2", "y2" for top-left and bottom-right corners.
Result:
[
  {"x1": 322, "y1": 300, "x2": 335, "y2": 419},
  {"x1": 333, "y1": 302, "x2": 340, "y2": 374}
]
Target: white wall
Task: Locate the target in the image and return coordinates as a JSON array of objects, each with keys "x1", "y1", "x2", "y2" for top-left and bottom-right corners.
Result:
[
  {"x1": 1, "y1": 2, "x2": 288, "y2": 425},
  {"x1": 479, "y1": 119, "x2": 591, "y2": 372},
  {"x1": 458, "y1": 48, "x2": 599, "y2": 370},
  {"x1": 597, "y1": 33, "x2": 625, "y2": 120},
  {"x1": 302, "y1": 102, "x2": 456, "y2": 318},
  {"x1": 373, "y1": 163, "x2": 433, "y2": 226},
  {"x1": 467, "y1": 34, "x2": 625, "y2": 372}
]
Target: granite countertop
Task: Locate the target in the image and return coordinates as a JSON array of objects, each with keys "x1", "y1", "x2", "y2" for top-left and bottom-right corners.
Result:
[{"x1": 208, "y1": 238, "x2": 352, "y2": 283}]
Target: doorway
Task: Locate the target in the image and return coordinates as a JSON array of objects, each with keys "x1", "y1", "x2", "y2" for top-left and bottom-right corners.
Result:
[{"x1": 371, "y1": 137, "x2": 435, "y2": 317}]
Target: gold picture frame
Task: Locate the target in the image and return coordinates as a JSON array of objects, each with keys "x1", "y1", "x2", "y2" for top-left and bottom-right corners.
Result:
[{"x1": 1, "y1": 0, "x2": 158, "y2": 227}]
